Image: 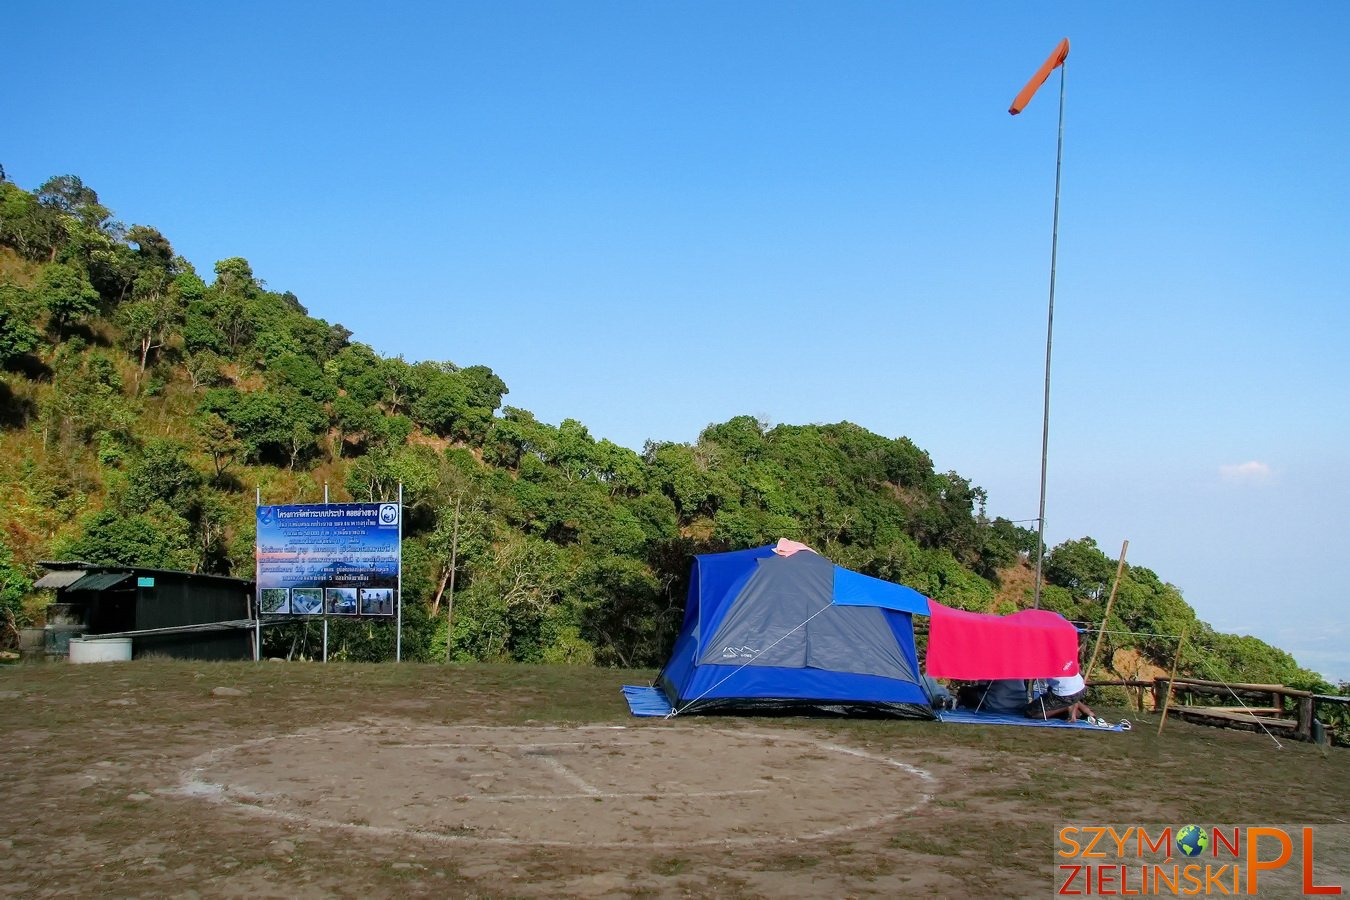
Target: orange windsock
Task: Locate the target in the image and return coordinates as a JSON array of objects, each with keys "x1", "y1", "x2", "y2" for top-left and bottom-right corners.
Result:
[{"x1": 1009, "y1": 38, "x2": 1070, "y2": 115}]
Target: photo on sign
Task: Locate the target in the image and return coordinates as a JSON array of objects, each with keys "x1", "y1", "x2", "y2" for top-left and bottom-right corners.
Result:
[
  {"x1": 291, "y1": 588, "x2": 324, "y2": 615},
  {"x1": 326, "y1": 587, "x2": 359, "y2": 616},
  {"x1": 360, "y1": 587, "x2": 395, "y2": 616},
  {"x1": 260, "y1": 588, "x2": 290, "y2": 615}
]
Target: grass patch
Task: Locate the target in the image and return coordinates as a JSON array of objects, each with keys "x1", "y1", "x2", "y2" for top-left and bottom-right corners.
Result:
[{"x1": 650, "y1": 856, "x2": 689, "y2": 876}]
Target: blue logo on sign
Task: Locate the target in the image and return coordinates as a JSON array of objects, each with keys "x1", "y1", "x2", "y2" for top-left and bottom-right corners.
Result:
[{"x1": 379, "y1": 504, "x2": 399, "y2": 525}]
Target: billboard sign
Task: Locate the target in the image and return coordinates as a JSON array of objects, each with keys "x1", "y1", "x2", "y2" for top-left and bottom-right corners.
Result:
[{"x1": 255, "y1": 502, "x2": 401, "y2": 617}]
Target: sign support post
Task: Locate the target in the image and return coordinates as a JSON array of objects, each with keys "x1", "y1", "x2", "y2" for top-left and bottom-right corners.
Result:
[
  {"x1": 323, "y1": 481, "x2": 330, "y2": 664},
  {"x1": 396, "y1": 482, "x2": 403, "y2": 662},
  {"x1": 254, "y1": 486, "x2": 262, "y2": 661}
]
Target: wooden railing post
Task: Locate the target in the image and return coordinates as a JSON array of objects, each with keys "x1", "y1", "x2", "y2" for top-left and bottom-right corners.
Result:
[{"x1": 1296, "y1": 696, "x2": 1314, "y2": 741}]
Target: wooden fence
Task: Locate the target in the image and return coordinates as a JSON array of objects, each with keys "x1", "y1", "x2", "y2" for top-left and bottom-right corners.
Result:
[{"x1": 1089, "y1": 676, "x2": 1350, "y2": 743}]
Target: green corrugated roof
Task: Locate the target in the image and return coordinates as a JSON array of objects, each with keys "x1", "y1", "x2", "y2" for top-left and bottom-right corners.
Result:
[
  {"x1": 33, "y1": 569, "x2": 89, "y2": 589},
  {"x1": 66, "y1": 572, "x2": 132, "y2": 591}
]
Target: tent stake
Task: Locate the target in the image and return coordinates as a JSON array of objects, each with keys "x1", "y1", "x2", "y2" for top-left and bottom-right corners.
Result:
[
  {"x1": 1156, "y1": 625, "x2": 1189, "y2": 737},
  {"x1": 1085, "y1": 539, "x2": 1128, "y2": 681}
]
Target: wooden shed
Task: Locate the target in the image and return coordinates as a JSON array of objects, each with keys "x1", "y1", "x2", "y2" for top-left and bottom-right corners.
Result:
[{"x1": 34, "y1": 562, "x2": 254, "y2": 661}]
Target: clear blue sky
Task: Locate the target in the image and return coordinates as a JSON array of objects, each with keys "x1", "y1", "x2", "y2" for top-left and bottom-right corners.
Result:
[{"x1": 6, "y1": 3, "x2": 1347, "y2": 680}]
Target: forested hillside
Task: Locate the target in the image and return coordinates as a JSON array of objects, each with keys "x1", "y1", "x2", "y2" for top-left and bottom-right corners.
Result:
[{"x1": 0, "y1": 172, "x2": 1333, "y2": 690}]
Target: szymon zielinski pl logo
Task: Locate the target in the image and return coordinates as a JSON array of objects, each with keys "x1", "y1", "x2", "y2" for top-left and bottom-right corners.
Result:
[{"x1": 1056, "y1": 825, "x2": 1346, "y2": 895}]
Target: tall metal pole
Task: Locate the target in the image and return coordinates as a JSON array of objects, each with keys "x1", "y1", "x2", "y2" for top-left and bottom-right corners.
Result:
[{"x1": 1033, "y1": 61, "x2": 1066, "y2": 610}]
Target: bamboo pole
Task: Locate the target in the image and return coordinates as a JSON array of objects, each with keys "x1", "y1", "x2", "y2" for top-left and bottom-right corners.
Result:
[
  {"x1": 1085, "y1": 539, "x2": 1128, "y2": 681},
  {"x1": 1156, "y1": 625, "x2": 1189, "y2": 737}
]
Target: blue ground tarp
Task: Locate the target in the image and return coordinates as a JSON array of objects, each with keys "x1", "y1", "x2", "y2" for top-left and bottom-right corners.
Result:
[
  {"x1": 937, "y1": 708, "x2": 1128, "y2": 732},
  {"x1": 622, "y1": 685, "x2": 674, "y2": 717},
  {"x1": 624, "y1": 686, "x2": 1127, "y2": 731}
]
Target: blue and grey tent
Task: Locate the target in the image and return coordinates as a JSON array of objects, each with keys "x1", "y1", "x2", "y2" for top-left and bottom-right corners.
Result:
[{"x1": 655, "y1": 545, "x2": 934, "y2": 718}]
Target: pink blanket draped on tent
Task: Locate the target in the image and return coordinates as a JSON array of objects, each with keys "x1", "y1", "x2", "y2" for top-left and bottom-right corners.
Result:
[{"x1": 925, "y1": 602, "x2": 1081, "y2": 680}]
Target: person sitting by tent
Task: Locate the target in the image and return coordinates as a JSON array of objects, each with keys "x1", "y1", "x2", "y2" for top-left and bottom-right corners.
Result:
[
  {"x1": 923, "y1": 675, "x2": 956, "y2": 710},
  {"x1": 1025, "y1": 673, "x2": 1098, "y2": 723},
  {"x1": 957, "y1": 678, "x2": 1029, "y2": 713}
]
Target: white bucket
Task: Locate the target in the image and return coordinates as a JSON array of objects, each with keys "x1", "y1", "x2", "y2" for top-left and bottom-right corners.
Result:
[{"x1": 68, "y1": 637, "x2": 133, "y2": 664}]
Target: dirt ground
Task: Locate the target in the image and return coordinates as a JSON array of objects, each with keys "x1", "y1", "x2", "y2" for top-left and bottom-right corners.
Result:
[{"x1": 2, "y1": 660, "x2": 1347, "y2": 898}]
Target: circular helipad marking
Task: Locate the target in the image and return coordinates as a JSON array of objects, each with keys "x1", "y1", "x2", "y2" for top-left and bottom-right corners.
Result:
[{"x1": 178, "y1": 723, "x2": 935, "y2": 848}]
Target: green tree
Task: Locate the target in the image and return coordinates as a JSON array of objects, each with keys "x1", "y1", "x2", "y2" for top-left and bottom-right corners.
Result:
[
  {"x1": 450, "y1": 535, "x2": 567, "y2": 662},
  {"x1": 344, "y1": 445, "x2": 440, "y2": 504},
  {"x1": 61, "y1": 504, "x2": 196, "y2": 570},
  {"x1": 1043, "y1": 538, "x2": 1115, "y2": 601},
  {"x1": 204, "y1": 258, "x2": 265, "y2": 355},
  {"x1": 193, "y1": 492, "x2": 235, "y2": 574},
  {"x1": 409, "y1": 361, "x2": 468, "y2": 436},
  {"x1": 426, "y1": 494, "x2": 494, "y2": 659},
  {"x1": 266, "y1": 351, "x2": 336, "y2": 403},
  {"x1": 216, "y1": 294, "x2": 255, "y2": 352},
  {"x1": 979, "y1": 517, "x2": 1036, "y2": 580},
  {"x1": 192, "y1": 413, "x2": 244, "y2": 482},
  {"x1": 460, "y1": 364, "x2": 507, "y2": 406},
  {"x1": 378, "y1": 356, "x2": 416, "y2": 416},
  {"x1": 405, "y1": 361, "x2": 502, "y2": 442},
  {"x1": 126, "y1": 225, "x2": 174, "y2": 271},
  {"x1": 186, "y1": 351, "x2": 226, "y2": 389},
  {"x1": 33, "y1": 263, "x2": 100, "y2": 336},
  {"x1": 331, "y1": 396, "x2": 380, "y2": 457},
  {"x1": 700, "y1": 415, "x2": 767, "y2": 464},
  {"x1": 574, "y1": 555, "x2": 668, "y2": 667},
  {"x1": 212, "y1": 257, "x2": 259, "y2": 297},
  {"x1": 39, "y1": 347, "x2": 134, "y2": 450},
  {"x1": 0, "y1": 284, "x2": 40, "y2": 364},
  {"x1": 0, "y1": 182, "x2": 64, "y2": 260},
  {"x1": 115, "y1": 268, "x2": 184, "y2": 382},
  {"x1": 36, "y1": 174, "x2": 109, "y2": 231},
  {"x1": 645, "y1": 441, "x2": 723, "y2": 520},
  {"x1": 912, "y1": 472, "x2": 986, "y2": 565},
  {"x1": 0, "y1": 536, "x2": 33, "y2": 636},
  {"x1": 594, "y1": 439, "x2": 646, "y2": 496},
  {"x1": 200, "y1": 388, "x2": 327, "y2": 468},
  {"x1": 324, "y1": 343, "x2": 386, "y2": 407},
  {"x1": 484, "y1": 406, "x2": 556, "y2": 469},
  {"x1": 182, "y1": 302, "x2": 228, "y2": 355},
  {"x1": 553, "y1": 418, "x2": 598, "y2": 481},
  {"x1": 122, "y1": 440, "x2": 204, "y2": 514}
]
